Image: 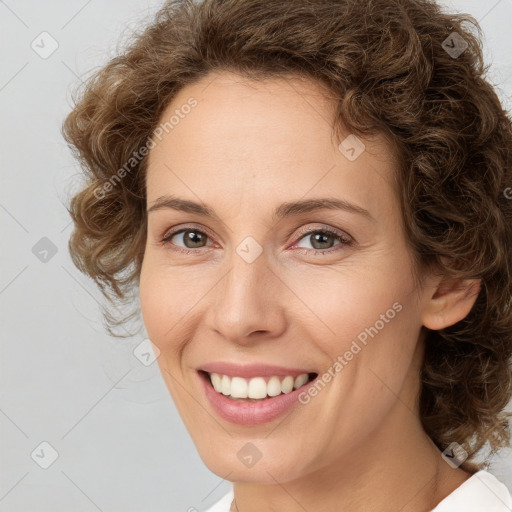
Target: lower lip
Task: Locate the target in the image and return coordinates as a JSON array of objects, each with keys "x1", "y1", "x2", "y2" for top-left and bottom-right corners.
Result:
[{"x1": 199, "y1": 371, "x2": 316, "y2": 426}]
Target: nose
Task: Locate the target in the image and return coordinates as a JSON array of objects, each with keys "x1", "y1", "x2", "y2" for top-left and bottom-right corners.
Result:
[{"x1": 206, "y1": 247, "x2": 287, "y2": 345}]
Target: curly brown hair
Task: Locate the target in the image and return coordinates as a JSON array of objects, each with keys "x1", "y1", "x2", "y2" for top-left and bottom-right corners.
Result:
[{"x1": 62, "y1": 0, "x2": 512, "y2": 472}]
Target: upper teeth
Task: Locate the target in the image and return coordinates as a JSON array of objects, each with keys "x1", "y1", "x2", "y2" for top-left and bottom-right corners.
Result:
[{"x1": 209, "y1": 373, "x2": 310, "y2": 399}]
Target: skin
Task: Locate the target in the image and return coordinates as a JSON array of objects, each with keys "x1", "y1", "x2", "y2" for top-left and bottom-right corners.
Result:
[{"x1": 139, "y1": 71, "x2": 481, "y2": 512}]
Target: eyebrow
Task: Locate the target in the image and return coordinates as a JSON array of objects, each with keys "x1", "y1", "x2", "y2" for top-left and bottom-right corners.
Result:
[{"x1": 147, "y1": 195, "x2": 375, "y2": 223}]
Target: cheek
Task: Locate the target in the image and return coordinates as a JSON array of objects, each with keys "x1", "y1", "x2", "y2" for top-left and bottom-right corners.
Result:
[
  {"x1": 139, "y1": 266, "x2": 164, "y2": 340},
  {"x1": 301, "y1": 281, "x2": 420, "y2": 449},
  {"x1": 138, "y1": 261, "x2": 200, "y2": 413},
  {"x1": 138, "y1": 259, "x2": 178, "y2": 346},
  {"x1": 283, "y1": 262, "x2": 411, "y2": 351},
  {"x1": 138, "y1": 257, "x2": 214, "y2": 352},
  {"x1": 289, "y1": 261, "x2": 421, "y2": 413}
]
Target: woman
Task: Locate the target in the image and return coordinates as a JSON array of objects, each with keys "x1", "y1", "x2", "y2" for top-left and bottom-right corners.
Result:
[{"x1": 62, "y1": 0, "x2": 512, "y2": 510}]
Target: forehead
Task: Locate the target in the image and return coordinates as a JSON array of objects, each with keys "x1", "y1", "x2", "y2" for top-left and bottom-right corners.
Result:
[
  {"x1": 154, "y1": 72, "x2": 338, "y2": 155},
  {"x1": 146, "y1": 71, "x2": 398, "y2": 217}
]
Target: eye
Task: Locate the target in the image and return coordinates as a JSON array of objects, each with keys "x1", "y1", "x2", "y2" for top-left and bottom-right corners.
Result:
[
  {"x1": 292, "y1": 227, "x2": 354, "y2": 254},
  {"x1": 161, "y1": 227, "x2": 212, "y2": 254}
]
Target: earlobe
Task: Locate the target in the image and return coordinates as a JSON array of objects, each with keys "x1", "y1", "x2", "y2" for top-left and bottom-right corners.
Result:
[{"x1": 421, "y1": 277, "x2": 481, "y2": 331}]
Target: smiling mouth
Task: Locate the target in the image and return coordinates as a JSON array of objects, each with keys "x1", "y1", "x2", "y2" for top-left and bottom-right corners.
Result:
[{"x1": 199, "y1": 370, "x2": 318, "y2": 401}]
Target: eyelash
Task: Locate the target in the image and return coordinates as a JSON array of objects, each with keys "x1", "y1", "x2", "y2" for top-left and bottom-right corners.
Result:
[{"x1": 159, "y1": 224, "x2": 354, "y2": 255}]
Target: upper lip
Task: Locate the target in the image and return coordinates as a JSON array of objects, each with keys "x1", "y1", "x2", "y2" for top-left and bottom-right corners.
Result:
[{"x1": 198, "y1": 362, "x2": 317, "y2": 379}]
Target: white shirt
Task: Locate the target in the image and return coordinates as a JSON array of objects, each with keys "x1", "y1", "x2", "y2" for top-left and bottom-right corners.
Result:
[{"x1": 203, "y1": 470, "x2": 512, "y2": 511}]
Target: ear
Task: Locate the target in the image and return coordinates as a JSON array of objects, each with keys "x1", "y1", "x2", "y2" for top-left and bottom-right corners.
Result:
[{"x1": 421, "y1": 276, "x2": 481, "y2": 331}]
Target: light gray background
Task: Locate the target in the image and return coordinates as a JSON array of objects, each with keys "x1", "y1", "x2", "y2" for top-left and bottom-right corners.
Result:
[{"x1": 1, "y1": 1, "x2": 512, "y2": 511}]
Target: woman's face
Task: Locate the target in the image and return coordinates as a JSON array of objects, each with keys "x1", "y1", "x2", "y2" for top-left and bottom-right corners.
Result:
[{"x1": 139, "y1": 71, "x2": 431, "y2": 483}]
